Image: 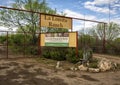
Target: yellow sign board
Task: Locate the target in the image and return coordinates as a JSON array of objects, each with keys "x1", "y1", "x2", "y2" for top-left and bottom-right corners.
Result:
[
  {"x1": 40, "y1": 32, "x2": 77, "y2": 47},
  {"x1": 40, "y1": 14, "x2": 72, "y2": 29}
]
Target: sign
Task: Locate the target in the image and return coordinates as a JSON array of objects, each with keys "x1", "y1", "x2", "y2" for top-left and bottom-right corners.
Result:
[
  {"x1": 45, "y1": 33, "x2": 69, "y2": 47},
  {"x1": 40, "y1": 32, "x2": 77, "y2": 47},
  {"x1": 40, "y1": 14, "x2": 72, "y2": 29}
]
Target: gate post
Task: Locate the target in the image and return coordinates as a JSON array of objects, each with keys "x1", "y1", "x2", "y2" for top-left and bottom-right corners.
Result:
[
  {"x1": 103, "y1": 23, "x2": 106, "y2": 53},
  {"x1": 6, "y1": 31, "x2": 8, "y2": 59}
]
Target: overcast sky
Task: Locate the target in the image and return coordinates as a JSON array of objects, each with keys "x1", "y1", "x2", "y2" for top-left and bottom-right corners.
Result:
[{"x1": 0, "y1": 0, "x2": 120, "y2": 31}]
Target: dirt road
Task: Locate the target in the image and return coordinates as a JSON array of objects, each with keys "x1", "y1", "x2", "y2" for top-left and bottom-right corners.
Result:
[
  {"x1": 0, "y1": 58, "x2": 120, "y2": 85},
  {"x1": 93, "y1": 53, "x2": 120, "y2": 64}
]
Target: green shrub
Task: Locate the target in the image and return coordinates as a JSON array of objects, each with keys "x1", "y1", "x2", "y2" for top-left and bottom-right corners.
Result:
[
  {"x1": 24, "y1": 46, "x2": 38, "y2": 55},
  {"x1": 0, "y1": 35, "x2": 6, "y2": 44},
  {"x1": 78, "y1": 50, "x2": 84, "y2": 57},
  {"x1": 65, "y1": 49, "x2": 83, "y2": 63},
  {"x1": 9, "y1": 34, "x2": 25, "y2": 45},
  {"x1": 50, "y1": 51, "x2": 62, "y2": 60},
  {"x1": 42, "y1": 47, "x2": 67, "y2": 61},
  {"x1": 42, "y1": 50, "x2": 51, "y2": 59},
  {"x1": 89, "y1": 62, "x2": 98, "y2": 68},
  {"x1": 66, "y1": 55, "x2": 79, "y2": 64},
  {"x1": 88, "y1": 58, "x2": 98, "y2": 68},
  {"x1": 83, "y1": 48, "x2": 93, "y2": 62},
  {"x1": 9, "y1": 46, "x2": 24, "y2": 54},
  {"x1": 29, "y1": 47, "x2": 38, "y2": 55},
  {"x1": 7, "y1": 33, "x2": 38, "y2": 55},
  {"x1": 42, "y1": 48, "x2": 84, "y2": 63}
]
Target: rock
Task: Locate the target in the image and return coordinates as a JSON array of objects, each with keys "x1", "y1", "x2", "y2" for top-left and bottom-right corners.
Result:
[
  {"x1": 111, "y1": 62, "x2": 118, "y2": 70},
  {"x1": 74, "y1": 68, "x2": 78, "y2": 71},
  {"x1": 70, "y1": 67, "x2": 78, "y2": 71},
  {"x1": 70, "y1": 67, "x2": 74, "y2": 71},
  {"x1": 78, "y1": 65, "x2": 88, "y2": 71},
  {"x1": 56, "y1": 61, "x2": 60, "y2": 69},
  {"x1": 86, "y1": 61, "x2": 90, "y2": 66},
  {"x1": 113, "y1": 63, "x2": 117, "y2": 68},
  {"x1": 88, "y1": 68, "x2": 100, "y2": 73},
  {"x1": 98, "y1": 58, "x2": 112, "y2": 72},
  {"x1": 55, "y1": 61, "x2": 64, "y2": 72}
]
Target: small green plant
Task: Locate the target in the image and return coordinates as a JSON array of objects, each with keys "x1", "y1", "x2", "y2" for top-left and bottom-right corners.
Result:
[
  {"x1": 0, "y1": 35, "x2": 6, "y2": 44},
  {"x1": 42, "y1": 50, "x2": 51, "y2": 59},
  {"x1": 25, "y1": 46, "x2": 38, "y2": 55},
  {"x1": 88, "y1": 58, "x2": 98, "y2": 68},
  {"x1": 42, "y1": 48, "x2": 67, "y2": 61},
  {"x1": 65, "y1": 49, "x2": 83, "y2": 63},
  {"x1": 42, "y1": 48, "x2": 84, "y2": 63}
]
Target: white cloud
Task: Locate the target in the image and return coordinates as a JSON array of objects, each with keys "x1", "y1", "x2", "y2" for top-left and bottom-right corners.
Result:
[
  {"x1": 111, "y1": 19, "x2": 120, "y2": 25},
  {"x1": 73, "y1": 21, "x2": 97, "y2": 33},
  {"x1": 0, "y1": 26, "x2": 9, "y2": 31},
  {"x1": 98, "y1": 17, "x2": 120, "y2": 25},
  {"x1": 63, "y1": 9, "x2": 84, "y2": 18},
  {"x1": 5, "y1": 0, "x2": 15, "y2": 7},
  {"x1": 113, "y1": 4, "x2": 120, "y2": 7},
  {"x1": 63, "y1": 9, "x2": 99, "y2": 31},
  {"x1": 84, "y1": 1, "x2": 116, "y2": 14},
  {"x1": 98, "y1": 18, "x2": 109, "y2": 23},
  {"x1": 7, "y1": 0, "x2": 15, "y2": 4},
  {"x1": 0, "y1": 26, "x2": 17, "y2": 31},
  {"x1": 63, "y1": 9, "x2": 96, "y2": 20},
  {"x1": 93, "y1": 0, "x2": 117, "y2": 5}
]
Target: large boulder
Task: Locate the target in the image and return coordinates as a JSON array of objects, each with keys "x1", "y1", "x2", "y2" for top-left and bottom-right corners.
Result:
[{"x1": 98, "y1": 58, "x2": 113, "y2": 72}]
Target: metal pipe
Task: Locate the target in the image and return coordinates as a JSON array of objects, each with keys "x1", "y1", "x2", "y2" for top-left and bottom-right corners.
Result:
[{"x1": 0, "y1": 6, "x2": 107, "y2": 24}]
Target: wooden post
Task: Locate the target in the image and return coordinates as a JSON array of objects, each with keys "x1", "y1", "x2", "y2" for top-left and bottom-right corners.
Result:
[
  {"x1": 71, "y1": 18, "x2": 73, "y2": 32},
  {"x1": 38, "y1": 13, "x2": 41, "y2": 57},
  {"x1": 76, "y1": 31, "x2": 78, "y2": 57},
  {"x1": 24, "y1": 32, "x2": 25, "y2": 57},
  {"x1": 103, "y1": 23, "x2": 106, "y2": 53},
  {"x1": 6, "y1": 31, "x2": 8, "y2": 59}
]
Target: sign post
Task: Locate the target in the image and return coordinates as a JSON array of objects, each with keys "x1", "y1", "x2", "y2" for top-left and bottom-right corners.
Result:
[
  {"x1": 76, "y1": 31, "x2": 78, "y2": 57},
  {"x1": 39, "y1": 13, "x2": 78, "y2": 57}
]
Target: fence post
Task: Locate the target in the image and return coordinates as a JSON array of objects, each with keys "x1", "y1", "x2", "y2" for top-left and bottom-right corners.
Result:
[
  {"x1": 6, "y1": 31, "x2": 8, "y2": 59},
  {"x1": 38, "y1": 13, "x2": 41, "y2": 57},
  {"x1": 103, "y1": 23, "x2": 106, "y2": 53},
  {"x1": 76, "y1": 32, "x2": 78, "y2": 57},
  {"x1": 24, "y1": 32, "x2": 25, "y2": 57}
]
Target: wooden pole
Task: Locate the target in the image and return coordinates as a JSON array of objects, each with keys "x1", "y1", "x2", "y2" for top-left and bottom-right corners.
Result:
[
  {"x1": 6, "y1": 31, "x2": 8, "y2": 59},
  {"x1": 76, "y1": 31, "x2": 78, "y2": 57},
  {"x1": 103, "y1": 23, "x2": 106, "y2": 53},
  {"x1": 38, "y1": 14, "x2": 41, "y2": 57}
]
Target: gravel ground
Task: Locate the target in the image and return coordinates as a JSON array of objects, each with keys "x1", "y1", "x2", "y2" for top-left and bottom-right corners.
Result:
[{"x1": 0, "y1": 57, "x2": 120, "y2": 85}]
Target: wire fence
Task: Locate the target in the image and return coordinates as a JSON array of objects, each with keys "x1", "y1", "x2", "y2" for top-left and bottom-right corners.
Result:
[
  {"x1": 1, "y1": 30, "x2": 119, "y2": 59},
  {"x1": 0, "y1": 6, "x2": 119, "y2": 58},
  {"x1": 0, "y1": 31, "x2": 40, "y2": 59}
]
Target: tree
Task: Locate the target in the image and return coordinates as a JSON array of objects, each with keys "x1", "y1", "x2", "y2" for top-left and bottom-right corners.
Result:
[
  {"x1": 0, "y1": 0, "x2": 57, "y2": 44},
  {"x1": 88, "y1": 22, "x2": 120, "y2": 41},
  {"x1": 88, "y1": 22, "x2": 120, "y2": 54},
  {"x1": 106, "y1": 22, "x2": 120, "y2": 40}
]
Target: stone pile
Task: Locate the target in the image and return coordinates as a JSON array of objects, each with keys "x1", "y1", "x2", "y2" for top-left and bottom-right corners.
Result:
[{"x1": 76, "y1": 58, "x2": 117, "y2": 72}]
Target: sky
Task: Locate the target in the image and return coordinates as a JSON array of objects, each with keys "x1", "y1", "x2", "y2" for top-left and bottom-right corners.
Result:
[{"x1": 0, "y1": 0, "x2": 120, "y2": 31}]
